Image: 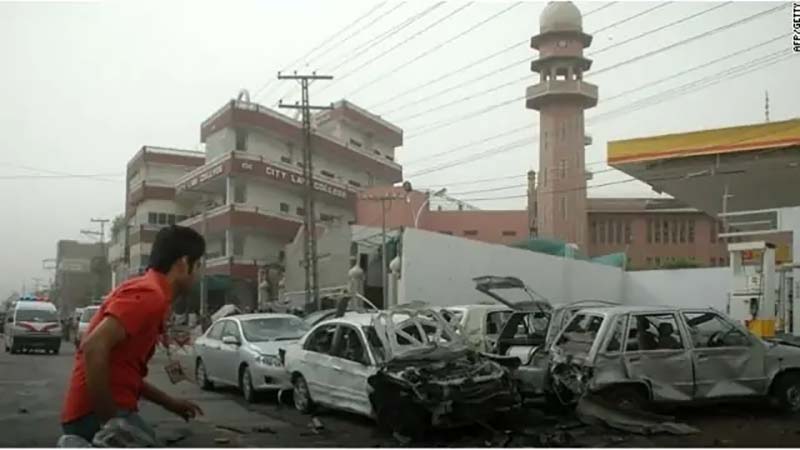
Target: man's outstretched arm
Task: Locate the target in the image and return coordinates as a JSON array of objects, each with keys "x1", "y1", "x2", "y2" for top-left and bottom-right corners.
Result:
[
  {"x1": 142, "y1": 382, "x2": 204, "y2": 421},
  {"x1": 81, "y1": 316, "x2": 126, "y2": 422}
]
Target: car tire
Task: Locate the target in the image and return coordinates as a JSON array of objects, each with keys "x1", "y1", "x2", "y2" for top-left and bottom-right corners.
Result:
[
  {"x1": 772, "y1": 373, "x2": 800, "y2": 413},
  {"x1": 240, "y1": 366, "x2": 260, "y2": 404},
  {"x1": 53, "y1": 346, "x2": 61, "y2": 355},
  {"x1": 292, "y1": 374, "x2": 315, "y2": 414},
  {"x1": 195, "y1": 359, "x2": 214, "y2": 391}
]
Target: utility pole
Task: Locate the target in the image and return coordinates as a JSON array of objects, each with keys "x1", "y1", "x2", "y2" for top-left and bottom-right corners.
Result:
[{"x1": 277, "y1": 71, "x2": 333, "y2": 313}]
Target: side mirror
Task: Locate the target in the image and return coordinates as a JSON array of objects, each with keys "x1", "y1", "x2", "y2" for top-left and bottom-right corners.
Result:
[{"x1": 222, "y1": 335, "x2": 241, "y2": 346}]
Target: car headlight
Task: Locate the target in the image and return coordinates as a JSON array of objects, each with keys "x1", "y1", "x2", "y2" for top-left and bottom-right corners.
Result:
[{"x1": 255, "y1": 354, "x2": 281, "y2": 367}]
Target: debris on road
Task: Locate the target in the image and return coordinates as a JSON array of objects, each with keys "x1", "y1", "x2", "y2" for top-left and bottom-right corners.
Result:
[
  {"x1": 214, "y1": 437, "x2": 230, "y2": 445},
  {"x1": 576, "y1": 395, "x2": 700, "y2": 436},
  {"x1": 215, "y1": 425, "x2": 246, "y2": 435},
  {"x1": 252, "y1": 425, "x2": 276, "y2": 434},
  {"x1": 308, "y1": 417, "x2": 325, "y2": 434},
  {"x1": 17, "y1": 407, "x2": 28, "y2": 414}
]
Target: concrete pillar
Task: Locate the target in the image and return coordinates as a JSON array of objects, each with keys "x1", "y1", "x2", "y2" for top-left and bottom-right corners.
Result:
[
  {"x1": 225, "y1": 176, "x2": 234, "y2": 205},
  {"x1": 225, "y1": 230, "x2": 234, "y2": 258},
  {"x1": 389, "y1": 256, "x2": 401, "y2": 307},
  {"x1": 779, "y1": 207, "x2": 800, "y2": 336}
]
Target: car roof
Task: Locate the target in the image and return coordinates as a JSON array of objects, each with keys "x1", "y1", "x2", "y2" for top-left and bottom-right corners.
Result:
[
  {"x1": 229, "y1": 313, "x2": 299, "y2": 321},
  {"x1": 444, "y1": 304, "x2": 512, "y2": 312},
  {"x1": 576, "y1": 305, "x2": 690, "y2": 315},
  {"x1": 15, "y1": 302, "x2": 57, "y2": 311}
]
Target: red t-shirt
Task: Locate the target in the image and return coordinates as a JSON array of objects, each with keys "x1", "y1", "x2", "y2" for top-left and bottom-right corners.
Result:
[{"x1": 61, "y1": 269, "x2": 172, "y2": 423}]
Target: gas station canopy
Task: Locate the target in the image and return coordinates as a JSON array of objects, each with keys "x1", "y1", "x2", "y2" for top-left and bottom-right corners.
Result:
[{"x1": 608, "y1": 118, "x2": 800, "y2": 216}]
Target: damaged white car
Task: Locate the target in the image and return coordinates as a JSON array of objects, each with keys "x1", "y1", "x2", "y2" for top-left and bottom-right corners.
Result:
[
  {"x1": 548, "y1": 305, "x2": 800, "y2": 413},
  {"x1": 282, "y1": 304, "x2": 521, "y2": 437},
  {"x1": 474, "y1": 275, "x2": 619, "y2": 397}
]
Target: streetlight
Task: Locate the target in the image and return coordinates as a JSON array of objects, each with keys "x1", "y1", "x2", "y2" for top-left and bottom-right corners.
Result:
[{"x1": 413, "y1": 188, "x2": 447, "y2": 228}]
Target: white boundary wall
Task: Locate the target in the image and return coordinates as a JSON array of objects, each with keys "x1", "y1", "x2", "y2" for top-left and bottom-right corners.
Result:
[
  {"x1": 398, "y1": 228, "x2": 626, "y2": 306},
  {"x1": 623, "y1": 267, "x2": 731, "y2": 311}
]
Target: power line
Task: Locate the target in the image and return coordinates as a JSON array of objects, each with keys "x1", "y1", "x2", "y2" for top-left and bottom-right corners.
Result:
[
  {"x1": 400, "y1": 2, "x2": 737, "y2": 129},
  {"x1": 322, "y1": 2, "x2": 445, "y2": 75},
  {"x1": 0, "y1": 163, "x2": 122, "y2": 183},
  {"x1": 0, "y1": 173, "x2": 123, "y2": 181},
  {"x1": 345, "y1": 1, "x2": 525, "y2": 99},
  {"x1": 406, "y1": 46, "x2": 792, "y2": 178},
  {"x1": 379, "y1": 2, "x2": 674, "y2": 116},
  {"x1": 317, "y1": 2, "x2": 474, "y2": 95},
  {"x1": 367, "y1": 2, "x2": 618, "y2": 111},
  {"x1": 270, "y1": 2, "x2": 408, "y2": 105},
  {"x1": 254, "y1": 1, "x2": 389, "y2": 100},
  {"x1": 404, "y1": 32, "x2": 788, "y2": 171},
  {"x1": 404, "y1": 3, "x2": 786, "y2": 139}
]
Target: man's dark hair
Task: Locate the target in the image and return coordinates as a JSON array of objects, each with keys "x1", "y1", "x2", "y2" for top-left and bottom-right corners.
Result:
[{"x1": 148, "y1": 225, "x2": 206, "y2": 274}]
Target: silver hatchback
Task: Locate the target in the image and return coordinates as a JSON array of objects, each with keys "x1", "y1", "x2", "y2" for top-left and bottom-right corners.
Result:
[{"x1": 193, "y1": 313, "x2": 309, "y2": 403}]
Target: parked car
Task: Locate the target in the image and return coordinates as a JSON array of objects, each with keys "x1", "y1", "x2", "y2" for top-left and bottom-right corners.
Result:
[
  {"x1": 548, "y1": 305, "x2": 800, "y2": 413},
  {"x1": 75, "y1": 306, "x2": 100, "y2": 347},
  {"x1": 194, "y1": 313, "x2": 309, "y2": 403},
  {"x1": 4, "y1": 300, "x2": 62, "y2": 354},
  {"x1": 473, "y1": 275, "x2": 620, "y2": 397},
  {"x1": 439, "y1": 304, "x2": 513, "y2": 352},
  {"x1": 283, "y1": 304, "x2": 521, "y2": 438}
]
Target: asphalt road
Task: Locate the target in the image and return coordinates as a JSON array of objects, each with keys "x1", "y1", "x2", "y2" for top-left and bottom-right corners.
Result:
[{"x1": 3, "y1": 339, "x2": 800, "y2": 447}]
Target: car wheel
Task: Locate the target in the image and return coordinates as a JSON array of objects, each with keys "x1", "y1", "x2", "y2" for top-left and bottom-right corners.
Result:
[
  {"x1": 53, "y1": 346, "x2": 61, "y2": 355},
  {"x1": 773, "y1": 373, "x2": 800, "y2": 413},
  {"x1": 292, "y1": 374, "x2": 315, "y2": 414},
  {"x1": 195, "y1": 359, "x2": 214, "y2": 390},
  {"x1": 240, "y1": 366, "x2": 259, "y2": 403}
]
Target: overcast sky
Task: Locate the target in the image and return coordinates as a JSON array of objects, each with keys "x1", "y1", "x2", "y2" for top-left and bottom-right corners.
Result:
[{"x1": 1, "y1": 0, "x2": 797, "y2": 298}]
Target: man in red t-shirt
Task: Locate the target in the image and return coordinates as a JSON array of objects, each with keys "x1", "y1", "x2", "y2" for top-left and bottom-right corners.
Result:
[{"x1": 62, "y1": 225, "x2": 206, "y2": 442}]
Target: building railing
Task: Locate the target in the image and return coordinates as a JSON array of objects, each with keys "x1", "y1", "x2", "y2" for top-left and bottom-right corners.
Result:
[
  {"x1": 526, "y1": 80, "x2": 599, "y2": 100},
  {"x1": 144, "y1": 146, "x2": 205, "y2": 158},
  {"x1": 200, "y1": 101, "x2": 401, "y2": 172},
  {"x1": 178, "y1": 203, "x2": 304, "y2": 228}
]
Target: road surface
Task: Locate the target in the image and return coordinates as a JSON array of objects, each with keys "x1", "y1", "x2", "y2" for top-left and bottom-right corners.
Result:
[{"x1": 3, "y1": 340, "x2": 800, "y2": 447}]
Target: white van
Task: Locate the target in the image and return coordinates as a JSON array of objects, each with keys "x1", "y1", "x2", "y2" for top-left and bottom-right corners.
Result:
[{"x1": 4, "y1": 301, "x2": 62, "y2": 354}]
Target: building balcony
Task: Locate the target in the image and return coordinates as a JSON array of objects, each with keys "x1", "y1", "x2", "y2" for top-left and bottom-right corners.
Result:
[
  {"x1": 174, "y1": 151, "x2": 358, "y2": 206},
  {"x1": 526, "y1": 80, "x2": 598, "y2": 110},
  {"x1": 205, "y1": 256, "x2": 267, "y2": 281},
  {"x1": 179, "y1": 204, "x2": 305, "y2": 241},
  {"x1": 199, "y1": 100, "x2": 402, "y2": 182}
]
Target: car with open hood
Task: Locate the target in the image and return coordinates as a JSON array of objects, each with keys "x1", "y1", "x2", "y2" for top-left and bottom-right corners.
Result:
[
  {"x1": 473, "y1": 275, "x2": 619, "y2": 396},
  {"x1": 282, "y1": 302, "x2": 521, "y2": 438},
  {"x1": 194, "y1": 313, "x2": 309, "y2": 403},
  {"x1": 548, "y1": 305, "x2": 800, "y2": 412}
]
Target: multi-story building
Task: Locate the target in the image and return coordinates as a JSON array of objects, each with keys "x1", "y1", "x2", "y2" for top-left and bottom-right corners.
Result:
[
  {"x1": 174, "y1": 98, "x2": 402, "y2": 285},
  {"x1": 111, "y1": 146, "x2": 205, "y2": 281},
  {"x1": 114, "y1": 96, "x2": 402, "y2": 310}
]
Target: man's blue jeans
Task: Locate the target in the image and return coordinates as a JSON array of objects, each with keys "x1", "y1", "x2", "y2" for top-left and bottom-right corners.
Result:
[{"x1": 61, "y1": 410, "x2": 155, "y2": 443}]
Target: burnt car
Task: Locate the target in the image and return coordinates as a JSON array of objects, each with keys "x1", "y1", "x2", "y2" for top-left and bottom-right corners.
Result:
[
  {"x1": 283, "y1": 303, "x2": 520, "y2": 438},
  {"x1": 474, "y1": 275, "x2": 618, "y2": 396},
  {"x1": 548, "y1": 305, "x2": 800, "y2": 412}
]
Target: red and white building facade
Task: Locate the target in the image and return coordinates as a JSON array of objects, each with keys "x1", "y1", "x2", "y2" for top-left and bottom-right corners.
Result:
[{"x1": 110, "y1": 97, "x2": 403, "y2": 286}]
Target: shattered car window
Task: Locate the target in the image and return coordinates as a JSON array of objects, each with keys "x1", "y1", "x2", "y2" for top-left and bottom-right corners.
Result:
[
  {"x1": 363, "y1": 326, "x2": 387, "y2": 364},
  {"x1": 554, "y1": 313, "x2": 604, "y2": 356},
  {"x1": 305, "y1": 323, "x2": 337, "y2": 354},
  {"x1": 626, "y1": 314, "x2": 684, "y2": 351},
  {"x1": 486, "y1": 311, "x2": 512, "y2": 335},
  {"x1": 605, "y1": 315, "x2": 627, "y2": 353},
  {"x1": 682, "y1": 312, "x2": 749, "y2": 348},
  {"x1": 333, "y1": 326, "x2": 369, "y2": 365}
]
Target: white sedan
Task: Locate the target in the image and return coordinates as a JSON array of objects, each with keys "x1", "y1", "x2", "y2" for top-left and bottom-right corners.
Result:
[{"x1": 193, "y1": 313, "x2": 308, "y2": 403}]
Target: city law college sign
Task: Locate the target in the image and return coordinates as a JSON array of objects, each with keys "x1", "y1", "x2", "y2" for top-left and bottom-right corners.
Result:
[{"x1": 237, "y1": 158, "x2": 349, "y2": 200}]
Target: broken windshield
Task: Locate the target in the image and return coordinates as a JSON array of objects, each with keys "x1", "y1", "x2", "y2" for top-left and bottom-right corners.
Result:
[
  {"x1": 371, "y1": 306, "x2": 464, "y2": 361},
  {"x1": 554, "y1": 313, "x2": 605, "y2": 357}
]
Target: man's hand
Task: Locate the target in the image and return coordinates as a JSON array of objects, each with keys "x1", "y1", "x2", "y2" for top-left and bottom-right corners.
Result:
[
  {"x1": 166, "y1": 398, "x2": 204, "y2": 422},
  {"x1": 142, "y1": 382, "x2": 204, "y2": 421}
]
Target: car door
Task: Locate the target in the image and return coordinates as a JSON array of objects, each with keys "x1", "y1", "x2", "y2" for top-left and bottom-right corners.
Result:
[
  {"x1": 621, "y1": 312, "x2": 694, "y2": 401},
  {"x1": 299, "y1": 323, "x2": 340, "y2": 407},
  {"x1": 328, "y1": 324, "x2": 375, "y2": 417},
  {"x1": 681, "y1": 310, "x2": 768, "y2": 399},
  {"x1": 217, "y1": 320, "x2": 244, "y2": 385},
  {"x1": 201, "y1": 321, "x2": 227, "y2": 383}
]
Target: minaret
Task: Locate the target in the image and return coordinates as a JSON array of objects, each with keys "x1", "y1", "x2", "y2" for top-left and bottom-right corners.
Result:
[{"x1": 526, "y1": 1, "x2": 598, "y2": 250}]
